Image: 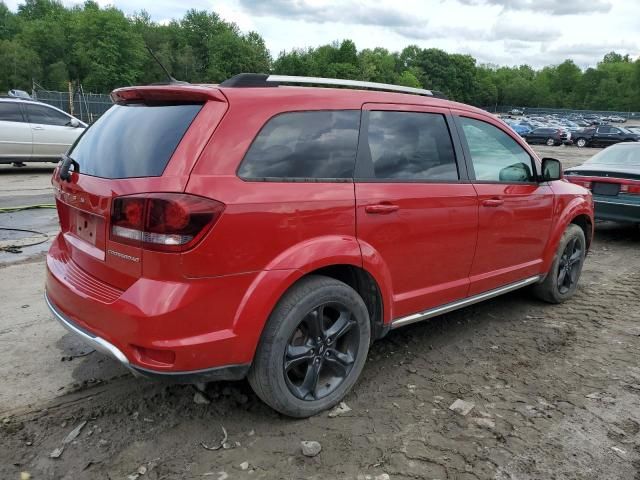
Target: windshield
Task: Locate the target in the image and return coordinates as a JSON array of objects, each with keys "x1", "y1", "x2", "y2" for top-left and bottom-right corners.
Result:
[
  {"x1": 587, "y1": 144, "x2": 640, "y2": 166},
  {"x1": 70, "y1": 103, "x2": 202, "y2": 179}
]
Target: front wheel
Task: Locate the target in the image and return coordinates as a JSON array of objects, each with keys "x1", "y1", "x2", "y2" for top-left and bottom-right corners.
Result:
[
  {"x1": 546, "y1": 138, "x2": 556, "y2": 146},
  {"x1": 532, "y1": 224, "x2": 586, "y2": 304},
  {"x1": 575, "y1": 138, "x2": 587, "y2": 148},
  {"x1": 248, "y1": 275, "x2": 371, "y2": 417}
]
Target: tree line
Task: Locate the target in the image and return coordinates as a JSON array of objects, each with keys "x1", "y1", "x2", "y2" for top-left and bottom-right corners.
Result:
[{"x1": 2, "y1": 0, "x2": 639, "y2": 112}]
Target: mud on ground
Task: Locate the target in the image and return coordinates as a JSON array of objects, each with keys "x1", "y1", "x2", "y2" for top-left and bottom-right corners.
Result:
[{"x1": 1, "y1": 149, "x2": 639, "y2": 480}]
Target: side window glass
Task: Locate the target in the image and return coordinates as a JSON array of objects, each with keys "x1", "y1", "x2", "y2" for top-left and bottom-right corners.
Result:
[
  {"x1": 0, "y1": 103, "x2": 24, "y2": 122},
  {"x1": 238, "y1": 110, "x2": 360, "y2": 180},
  {"x1": 25, "y1": 104, "x2": 71, "y2": 126},
  {"x1": 365, "y1": 111, "x2": 458, "y2": 181},
  {"x1": 460, "y1": 117, "x2": 535, "y2": 183}
]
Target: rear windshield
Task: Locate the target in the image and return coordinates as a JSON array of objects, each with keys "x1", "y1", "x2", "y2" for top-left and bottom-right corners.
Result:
[{"x1": 70, "y1": 103, "x2": 202, "y2": 179}]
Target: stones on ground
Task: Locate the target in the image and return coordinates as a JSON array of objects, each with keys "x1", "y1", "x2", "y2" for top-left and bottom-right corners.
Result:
[
  {"x1": 239, "y1": 461, "x2": 249, "y2": 470},
  {"x1": 473, "y1": 417, "x2": 496, "y2": 429},
  {"x1": 138, "y1": 465, "x2": 147, "y2": 475},
  {"x1": 375, "y1": 474, "x2": 390, "y2": 480},
  {"x1": 301, "y1": 440, "x2": 322, "y2": 457},
  {"x1": 611, "y1": 446, "x2": 626, "y2": 457},
  {"x1": 449, "y1": 398, "x2": 475, "y2": 416},
  {"x1": 328, "y1": 401, "x2": 352, "y2": 417},
  {"x1": 193, "y1": 391, "x2": 210, "y2": 405},
  {"x1": 20, "y1": 473, "x2": 31, "y2": 480},
  {"x1": 50, "y1": 420, "x2": 88, "y2": 459}
]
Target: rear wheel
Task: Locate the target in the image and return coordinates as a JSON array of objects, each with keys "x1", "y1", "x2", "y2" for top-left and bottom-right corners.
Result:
[
  {"x1": 546, "y1": 138, "x2": 556, "y2": 146},
  {"x1": 576, "y1": 138, "x2": 587, "y2": 148},
  {"x1": 533, "y1": 224, "x2": 586, "y2": 304},
  {"x1": 248, "y1": 275, "x2": 371, "y2": 417}
]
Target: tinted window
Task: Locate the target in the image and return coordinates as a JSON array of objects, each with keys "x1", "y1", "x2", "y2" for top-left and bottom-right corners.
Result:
[
  {"x1": 70, "y1": 103, "x2": 202, "y2": 179},
  {"x1": 365, "y1": 111, "x2": 458, "y2": 181},
  {"x1": 597, "y1": 126, "x2": 611, "y2": 133},
  {"x1": 25, "y1": 104, "x2": 70, "y2": 126},
  {"x1": 239, "y1": 110, "x2": 359, "y2": 179},
  {"x1": 0, "y1": 102, "x2": 24, "y2": 122},
  {"x1": 460, "y1": 117, "x2": 535, "y2": 183}
]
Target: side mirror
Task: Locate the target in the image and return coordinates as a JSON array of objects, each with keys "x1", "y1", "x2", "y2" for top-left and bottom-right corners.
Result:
[
  {"x1": 541, "y1": 158, "x2": 562, "y2": 181},
  {"x1": 68, "y1": 118, "x2": 81, "y2": 128},
  {"x1": 499, "y1": 162, "x2": 533, "y2": 182}
]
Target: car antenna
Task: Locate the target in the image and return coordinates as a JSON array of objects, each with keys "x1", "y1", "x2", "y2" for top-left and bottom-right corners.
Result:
[{"x1": 146, "y1": 46, "x2": 188, "y2": 85}]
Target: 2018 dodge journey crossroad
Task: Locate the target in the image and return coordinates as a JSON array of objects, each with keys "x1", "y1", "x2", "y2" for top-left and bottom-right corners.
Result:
[{"x1": 46, "y1": 74, "x2": 594, "y2": 417}]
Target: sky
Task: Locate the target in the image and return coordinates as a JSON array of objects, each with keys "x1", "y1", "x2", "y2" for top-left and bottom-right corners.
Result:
[{"x1": 5, "y1": 0, "x2": 640, "y2": 68}]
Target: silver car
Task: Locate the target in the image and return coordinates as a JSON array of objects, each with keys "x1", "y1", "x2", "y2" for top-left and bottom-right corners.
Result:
[{"x1": 0, "y1": 98, "x2": 86, "y2": 164}]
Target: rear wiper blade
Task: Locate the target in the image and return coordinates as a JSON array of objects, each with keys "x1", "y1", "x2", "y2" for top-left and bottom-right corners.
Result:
[{"x1": 59, "y1": 154, "x2": 79, "y2": 182}]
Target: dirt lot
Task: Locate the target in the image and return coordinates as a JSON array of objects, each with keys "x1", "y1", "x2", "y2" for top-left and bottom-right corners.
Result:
[{"x1": 1, "y1": 145, "x2": 639, "y2": 480}]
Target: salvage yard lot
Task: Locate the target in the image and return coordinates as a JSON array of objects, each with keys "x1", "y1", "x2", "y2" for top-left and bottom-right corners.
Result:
[{"x1": 1, "y1": 146, "x2": 639, "y2": 480}]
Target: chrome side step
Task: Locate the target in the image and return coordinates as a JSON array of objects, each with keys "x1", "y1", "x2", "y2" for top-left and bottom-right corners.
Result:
[{"x1": 390, "y1": 275, "x2": 541, "y2": 329}]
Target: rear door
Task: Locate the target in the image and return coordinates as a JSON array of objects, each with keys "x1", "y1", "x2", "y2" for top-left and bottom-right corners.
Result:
[
  {"x1": 23, "y1": 103, "x2": 83, "y2": 159},
  {"x1": 453, "y1": 112, "x2": 554, "y2": 295},
  {"x1": 0, "y1": 102, "x2": 32, "y2": 162},
  {"x1": 52, "y1": 95, "x2": 227, "y2": 290},
  {"x1": 355, "y1": 104, "x2": 478, "y2": 319}
]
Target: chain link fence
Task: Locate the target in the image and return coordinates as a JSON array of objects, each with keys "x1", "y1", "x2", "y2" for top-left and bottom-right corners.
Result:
[{"x1": 31, "y1": 87, "x2": 113, "y2": 124}]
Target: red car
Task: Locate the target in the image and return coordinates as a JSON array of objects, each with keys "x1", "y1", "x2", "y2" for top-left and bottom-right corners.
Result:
[{"x1": 46, "y1": 74, "x2": 594, "y2": 417}]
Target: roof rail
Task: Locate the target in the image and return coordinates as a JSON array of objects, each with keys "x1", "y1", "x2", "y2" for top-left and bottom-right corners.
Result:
[{"x1": 219, "y1": 73, "x2": 447, "y2": 99}]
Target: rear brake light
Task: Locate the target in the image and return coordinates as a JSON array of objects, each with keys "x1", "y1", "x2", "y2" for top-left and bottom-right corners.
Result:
[
  {"x1": 110, "y1": 193, "x2": 224, "y2": 252},
  {"x1": 566, "y1": 177, "x2": 592, "y2": 189},
  {"x1": 620, "y1": 184, "x2": 640, "y2": 195}
]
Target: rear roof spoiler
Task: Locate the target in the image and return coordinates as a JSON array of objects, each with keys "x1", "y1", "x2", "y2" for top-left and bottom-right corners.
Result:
[{"x1": 111, "y1": 85, "x2": 226, "y2": 104}]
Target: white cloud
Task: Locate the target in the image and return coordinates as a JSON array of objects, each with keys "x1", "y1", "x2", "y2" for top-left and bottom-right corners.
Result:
[{"x1": 3, "y1": 0, "x2": 638, "y2": 68}]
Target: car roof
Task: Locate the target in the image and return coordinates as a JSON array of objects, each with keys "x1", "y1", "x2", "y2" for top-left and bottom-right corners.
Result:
[{"x1": 113, "y1": 81, "x2": 488, "y2": 118}]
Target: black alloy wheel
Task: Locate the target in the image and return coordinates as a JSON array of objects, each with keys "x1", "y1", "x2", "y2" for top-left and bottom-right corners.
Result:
[
  {"x1": 284, "y1": 301, "x2": 359, "y2": 401},
  {"x1": 557, "y1": 236, "x2": 583, "y2": 294}
]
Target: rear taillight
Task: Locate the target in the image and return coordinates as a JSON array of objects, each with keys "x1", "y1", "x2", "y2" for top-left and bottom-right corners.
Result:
[
  {"x1": 110, "y1": 193, "x2": 224, "y2": 252},
  {"x1": 620, "y1": 183, "x2": 640, "y2": 195},
  {"x1": 566, "y1": 177, "x2": 592, "y2": 189}
]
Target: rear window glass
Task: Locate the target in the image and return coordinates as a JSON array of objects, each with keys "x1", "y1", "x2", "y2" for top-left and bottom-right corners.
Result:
[
  {"x1": 0, "y1": 102, "x2": 24, "y2": 122},
  {"x1": 238, "y1": 110, "x2": 360, "y2": 180},
  {"x1": 70, "y1": 103, "x2": 202, "y2": 179}
]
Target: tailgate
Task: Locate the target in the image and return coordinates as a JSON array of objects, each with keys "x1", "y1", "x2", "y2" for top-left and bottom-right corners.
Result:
[{"x1": 51, "y1": 89, "x2": 228, "y2": 290}]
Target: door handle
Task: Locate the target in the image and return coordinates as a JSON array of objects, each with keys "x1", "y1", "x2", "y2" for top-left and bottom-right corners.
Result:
[
  {"x1": 365, "y1": 204, "x2": 400, "y2": 214},
  {"x1": 32, "y1": 126, "x2": 44, "y2": 130},
  {"x1": 482, "y1": 198, "x2": 504, "y2": 207}
]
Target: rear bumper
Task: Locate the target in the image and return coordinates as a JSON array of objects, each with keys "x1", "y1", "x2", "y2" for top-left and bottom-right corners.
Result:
[
  {"x1": 593, "y1": 195, "x2": 640, "y2": 223},
  {"x1": 45, "y1": 291, "x2": 250, "y2": 382},
  {"x1": 45, "y1": 234, "x2": 261, "y2": 381}
]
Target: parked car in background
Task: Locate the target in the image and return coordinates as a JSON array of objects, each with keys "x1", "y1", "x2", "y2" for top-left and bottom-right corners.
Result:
[
  {"x1": 573, "y1": 125, "x2": 639, "y2": 148},
  {"x1": 0, "y1": 97, "x2": 86, "y2": 165},
  {"x1": 565, "y1": 142, "x2": 640, "y2": 223},
  {"x1": 509, "y1": 108, "x2": 524, "y2": 115},
  {"x1": 609, "y1": 116, "x2": 627, "y2": 123},
  {"x1": 45, "y1": 74, "x2": 593, "y2": 417},
  {"x1": 525, "y1": 127, "x2": 568, "y2": 146},
  {"x1": 626, "y1": 126, "x2": 640, "y2": 135},
  {"x1": 504, "y1": 120, "x2": 531, "y2": 137}
]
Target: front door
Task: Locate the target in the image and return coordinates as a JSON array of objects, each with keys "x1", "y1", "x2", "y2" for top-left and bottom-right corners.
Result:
[
  {"x1": 454, "y1": 113, "x2": 554, "y2": 295},
  {"x1": 24, "y1": 103, "x2": 81, "y2": 159},
  {"x1": 355, "y1": 104, "x2": 478, "y2": 320}
]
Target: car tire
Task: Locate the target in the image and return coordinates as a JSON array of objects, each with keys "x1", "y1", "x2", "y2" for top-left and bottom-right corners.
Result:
[
  {"x1": 532, "y1": 224, "x2": 586, "y2": 304},
  {"x1": 576, "y1": 138, "x2": 587, "y2": 148},
  {"x1": 248, "y1": 275, "x2": 371, "y2": 418},
  {"x1": 546, "y1": 138, "x2": 556, "y2": 146}
]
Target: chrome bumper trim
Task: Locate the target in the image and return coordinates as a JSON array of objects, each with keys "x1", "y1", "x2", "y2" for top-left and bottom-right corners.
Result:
[
  {"x1": 391, "y1": 275, "x2": 541, "y2": 329},
  {"x1": 44, "y1": 291, "x2": 130, "y2": 367}
]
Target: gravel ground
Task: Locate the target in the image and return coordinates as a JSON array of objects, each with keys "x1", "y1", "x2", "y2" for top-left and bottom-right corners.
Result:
[{"x1": 0, "y1": 145, "x2": 638, "y2": 480}]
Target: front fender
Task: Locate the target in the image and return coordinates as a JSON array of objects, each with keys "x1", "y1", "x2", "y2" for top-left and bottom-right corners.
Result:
[{"x1": 542, "y1": 194, "x2": 594, "y2": 273}]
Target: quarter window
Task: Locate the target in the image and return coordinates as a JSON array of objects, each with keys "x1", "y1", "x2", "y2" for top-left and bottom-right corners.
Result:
[
  {"x1": 364, "y1": 111, "x2": 458, "y2": 181},
  {"x1": 0, "y1": 103, "x2": 24, "y2": 122},
  {"x1": 238, "y1": 110, "x2": 360, "y2": 180},
  {"x1": 460, "y1": 117, "x2": 535, "y2": 183},
  {"x1": 24, "y1": 104, "x2": 71, "y2": 126}
]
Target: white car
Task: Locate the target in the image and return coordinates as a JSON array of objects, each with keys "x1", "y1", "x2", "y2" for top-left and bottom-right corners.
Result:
[{"x1": 0, "y1": 98, "x2": 87, "y2": 164}]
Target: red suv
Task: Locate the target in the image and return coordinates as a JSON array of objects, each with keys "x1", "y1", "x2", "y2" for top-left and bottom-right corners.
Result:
[{"x1": 46, "y1": 74, "x2": 594, "y2": 417}]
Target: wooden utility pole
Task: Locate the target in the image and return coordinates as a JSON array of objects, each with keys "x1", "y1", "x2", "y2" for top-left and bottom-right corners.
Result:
[{"x1": 68, "y1": 81, "x2": 74, "y2": 116}]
